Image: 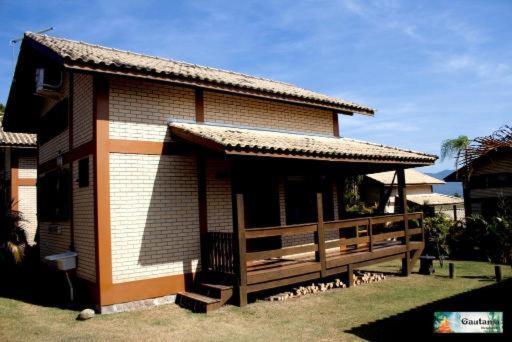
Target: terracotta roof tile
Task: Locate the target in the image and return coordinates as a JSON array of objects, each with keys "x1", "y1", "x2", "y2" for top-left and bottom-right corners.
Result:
[
  {"x1": 367, "y1": 169, "x2": 444, "y2": 185},
  {"x1": 407, "y1": 193, "x2": 464, "y2": 206},
  {"x1": 25, "y1": 33, "x2": 374, "y2": 114},
  {"x1": 169, "y1": 122, "x2": 437, "y2": 164},
  {"x1": 0, "y1": 122, "x2": 36, "y2": 147}
]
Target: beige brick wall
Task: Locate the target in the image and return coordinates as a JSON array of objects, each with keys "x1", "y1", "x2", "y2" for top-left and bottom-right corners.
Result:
[
  {"x1": 39, "y1": 129, "x2": 69, "y2": 164},
  {"x1": 18, "y1": 157, "x2": 37, "y2": 179},
  {"x1": 18, "y1": 185, "x2": 37, "y2": 244},
  {"x1": 204, "y1": 91, "x2": 334, "y2": 135},
  {"x1": 39, "y1": 221, "x2": 71, "y2": 258},
  {"x1": 73, "y1": 73, "x2": 93, "y2": 148},
  {"x1": 73, "y1": 155, "x2": 96, "y2": 282},
  {"x1": 206, "y1": 157, "x2": 233, "y2": 233},
  {"x1": 109, "y1": 153, "x2": 200, "y2": 283},
  {"x1": 109, "y1": 77, "x2": 196, "y2": 142}
]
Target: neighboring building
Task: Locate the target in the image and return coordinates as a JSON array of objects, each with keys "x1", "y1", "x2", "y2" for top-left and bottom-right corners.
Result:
[
  {"x1": 3, "y1": 33, "x2": 436, "y2": 313},
  {"x1": 445, "y1": 147, "x2": 512, "y2": 218},
  {"x1": 363, "y1": 169, "x2": 464, "y2": 220},
  {"x1": 0, "y1": 123, "x2": 38, "y2": 244}
]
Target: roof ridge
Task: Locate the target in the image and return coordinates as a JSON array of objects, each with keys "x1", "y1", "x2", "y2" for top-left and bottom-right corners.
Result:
[{"x1": 25, "y1": 32, "x2": 299, "y2": 87}]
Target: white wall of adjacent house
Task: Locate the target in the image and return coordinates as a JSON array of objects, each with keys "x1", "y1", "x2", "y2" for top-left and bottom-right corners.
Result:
[
  {"x1": 385, "y1": 185, "x2": 433, "y2": 213},
  {"x1": 17, "y1": 156, "x2": 37, "y2": 244}
]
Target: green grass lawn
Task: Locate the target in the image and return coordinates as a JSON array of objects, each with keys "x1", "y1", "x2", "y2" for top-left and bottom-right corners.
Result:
[{"x1": 1, "y1": 260, "x2": 510, "y2": 342}]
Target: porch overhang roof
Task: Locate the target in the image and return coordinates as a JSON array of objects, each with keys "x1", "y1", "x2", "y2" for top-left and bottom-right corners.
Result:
[{"x1": 169, "y1": 122, "x2": 437, "y2": 166}]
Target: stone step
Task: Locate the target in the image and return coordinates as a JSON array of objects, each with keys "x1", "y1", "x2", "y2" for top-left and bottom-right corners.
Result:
[{"x1": 176, "y1": 291, "x2": 222, "y2": 313}]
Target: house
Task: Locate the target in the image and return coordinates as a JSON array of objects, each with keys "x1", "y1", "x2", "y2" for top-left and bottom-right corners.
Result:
[
  {"x1": 2, "y1": 33, "x2": 436, "y2": 313},
  {"x1": 0, "y1": 123, "x2": 37, "y2": 244},
  {"x1": 362, "y1": 169, "x2": 464, "y2": 220},
  {"x1": 444, "y1": 147, "x2": 512, "y2": 218}
]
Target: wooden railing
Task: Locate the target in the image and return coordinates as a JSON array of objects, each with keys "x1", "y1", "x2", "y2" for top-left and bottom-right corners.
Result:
[
  {"x1": 230, "y1": 193, "x2": 424, "y2": 304},
  {"x1": 203, "y1": 232, "x2": 235, "y2": 274},
  {"x1": 203, "y1": 193, "x2": 424, "y2": 304}
]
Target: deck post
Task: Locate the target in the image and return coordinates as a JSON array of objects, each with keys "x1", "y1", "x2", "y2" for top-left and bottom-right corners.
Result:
[
  {"x1": 315, "y1": 192, "x2": 327, "y2": 277},
  {"x1": 368, "y1": 218, "x2": 373, "y2": 252},
  {"x1": 397, "y1": 169, "x2": 411, "y2": 276},
  {"x1": 347, "y1": 264, "x2": 354, "y2": 287},
  {"x1": 235, "y1": 193, "x2": 248, "y2": 306}
]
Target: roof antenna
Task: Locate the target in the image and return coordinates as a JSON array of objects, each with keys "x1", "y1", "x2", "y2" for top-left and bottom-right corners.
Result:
[{"x1": 10, "y1": 27, "x2": 54, "y2": 74}]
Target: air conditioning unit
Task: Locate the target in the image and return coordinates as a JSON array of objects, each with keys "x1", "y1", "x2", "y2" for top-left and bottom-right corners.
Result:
[{"x1": 35, "y1": 68, "x2": 63, "y2": 96}]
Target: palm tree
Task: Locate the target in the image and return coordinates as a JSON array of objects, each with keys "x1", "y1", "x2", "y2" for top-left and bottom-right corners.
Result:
[{"x1": 440, "y1": 135, "x2": 470, "y2": 168}]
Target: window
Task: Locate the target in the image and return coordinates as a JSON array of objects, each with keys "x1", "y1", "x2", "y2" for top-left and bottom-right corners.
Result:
[
  {"x1": 243, "y1": 175, "x2": 281, "y2": 252},
  {"x1": 78, "y1": 158, "x2": 89, "y2": 187},
  {"x1": 39, "y1": 98, "x2": 69, "y2": 144},
  {"x1": 285, "y1": 176, "x2": 334, "y2": 224},
  {"x1": 38, "y1": 168, "x2": 71, "y2": 221}
]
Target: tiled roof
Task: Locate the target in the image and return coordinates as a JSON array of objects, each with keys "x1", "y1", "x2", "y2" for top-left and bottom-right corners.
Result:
[
  {"x1": 367, "y1": 169, "x2": 444, "y2": 185},
  {"x1": 25, "y1": 33, "x2": 374, "y2": 115},
  {"x1": 169, "y1": 122, "x2": 437, "y2": 164},
  {"x1": 407, "y1": 193, "x2": 464, "y2": 206},
  {"x1": 0, "y1": 122, "x2": 36, "y2": 147}
]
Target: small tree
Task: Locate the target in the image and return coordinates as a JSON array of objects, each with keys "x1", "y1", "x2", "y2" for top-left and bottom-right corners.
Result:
[
  {"x1": 0, "y1": 199, "x2": 28, "y2": 266},
  {"x1": 423, "y1": 213, "x2": 452, "y2": 261}
]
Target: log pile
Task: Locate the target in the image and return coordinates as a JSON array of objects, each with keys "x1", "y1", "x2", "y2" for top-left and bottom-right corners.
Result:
[
  {"x1": 265, "y1": 272, "x2": 387, "y2": 301},
  {"x1": 353, "y1": 271, "x2": 387, "y2": 285}
]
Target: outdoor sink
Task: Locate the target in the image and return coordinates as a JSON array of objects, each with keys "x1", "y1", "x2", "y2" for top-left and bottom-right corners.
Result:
[{"x1": 44, "y1": 251, "x2": 78, "y2": 271}]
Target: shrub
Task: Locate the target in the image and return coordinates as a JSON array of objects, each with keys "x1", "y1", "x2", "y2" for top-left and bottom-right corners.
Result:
[
  {"x1": 0, "y1": 199, "x2": 28, "y2": 267},
  {"x1": 423, "y1": 213, "x2": 452, "y2": 259},
  {"x1": 449, "y1": 212, "x2": 512, "y2": 264}
]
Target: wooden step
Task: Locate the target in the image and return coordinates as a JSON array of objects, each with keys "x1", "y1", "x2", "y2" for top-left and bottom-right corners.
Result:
[
  {"x1": 176, "y1": 291, "x2": 221, "y2": 313},
  {"x1": 199, "y1": 283, "x2": 233, "y2": 305}
]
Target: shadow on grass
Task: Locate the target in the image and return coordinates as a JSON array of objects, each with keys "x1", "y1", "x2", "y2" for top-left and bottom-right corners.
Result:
[
  {"x1": 345, "y1": 278, "x2": 511, "y2": 341},
  {"x1": 433, "y1": 274, "x2": 495, "y2": 282},
  {"x1": 0, "y1": 265, "x2": 89, "y2": 311}
]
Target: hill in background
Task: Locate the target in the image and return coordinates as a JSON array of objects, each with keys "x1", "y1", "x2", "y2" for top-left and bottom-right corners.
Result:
[{"x1": 426, "y1": 170, "x2": 463, "y2": 197}]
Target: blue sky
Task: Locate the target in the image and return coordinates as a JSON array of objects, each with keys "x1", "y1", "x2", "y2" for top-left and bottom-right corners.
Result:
[{"x1": 1, "y1": 0, "x2": 511, "y2": 172}]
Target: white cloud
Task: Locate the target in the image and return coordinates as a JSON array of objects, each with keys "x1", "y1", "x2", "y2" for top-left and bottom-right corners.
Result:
[{"x1": 432, "y1": 54, "x2": 512, "y2": 85}]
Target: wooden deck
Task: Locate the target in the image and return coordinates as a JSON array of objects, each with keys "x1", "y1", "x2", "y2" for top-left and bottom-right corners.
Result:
[
  {"x1": 245, "y1": 240, "x2": 423, "y2": 293},
  {"x1": 203, "y1": 192, "x2": 425, "y2": 305}
]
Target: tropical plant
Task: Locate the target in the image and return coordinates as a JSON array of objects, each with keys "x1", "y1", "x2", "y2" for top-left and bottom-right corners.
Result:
[
  {"x1": 449, "y1": 198, "x2": 512, "y2": 264},
  {"x1": 0, "y1": 199, "x2": 28, "y2": 266},
  {"x1": 423, "y1": 213, "x2": 452, "y2": 260},
  {"x1": 440, "y1": 135, "x2": 470, "y2": 168}
]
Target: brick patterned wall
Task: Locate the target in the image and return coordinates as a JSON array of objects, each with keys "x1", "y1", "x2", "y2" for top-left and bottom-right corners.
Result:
[
  {"x1": 18, "y1": 185, "x2": 37, "y2": 244},
  {"x1": 39, "y1": 221, "x2": 71, "y2": 258},
  {"x1": 206, "y1": 158, "x2": 233, "y2": 233},
  {"x1": 204, "y1": 91, "x2": 334, "y2": 135},
  {"x1": 73, "y1": 155, "x2": 96, "y2": 282},
  {"x1": 39, "y1": 129, "x2": 69, "y2": 164},
  {"x1": 18, "y1": 157, "x2": 37, "y2": 179},
  {"x1": 73, "y1": 73, "x2": 93, "y2": 148},
  {"x1": 3, "y1": 148, "x2": 10, "y2": 179},
  {"x1": 109, "y1": 78, "x2": 196, "y2": 142},
  {"x1": 109, "y1": 153, "x2": 200, "y2": 283}
]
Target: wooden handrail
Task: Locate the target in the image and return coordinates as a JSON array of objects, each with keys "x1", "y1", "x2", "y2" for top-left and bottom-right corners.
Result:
[
  {"x1": 245, "y1": 223, "x2": 318, "y2": 239},
  {"x1": 324, "y1": 212, "x2": 424, "y2": 231},
  {"x1": 246, "y1": 243, "x2": 318, "y2": 261}
]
